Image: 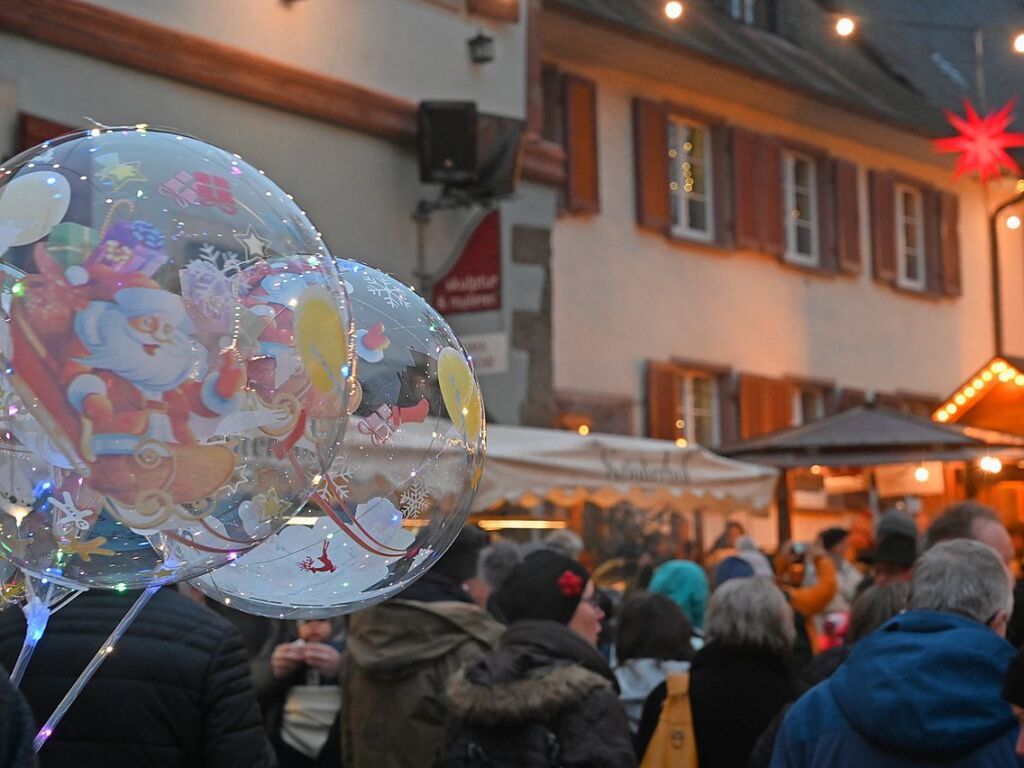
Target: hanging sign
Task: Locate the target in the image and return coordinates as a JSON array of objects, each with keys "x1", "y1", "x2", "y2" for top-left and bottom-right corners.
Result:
[{"x1": 433, "y1": 209, "x2": 501, "y2": 315}]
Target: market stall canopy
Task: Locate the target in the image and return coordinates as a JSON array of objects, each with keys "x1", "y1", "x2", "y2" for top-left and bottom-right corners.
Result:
[
  {"x1": 719, "y1": 404, "x2": 1024, "y2": 469},
  {"x1": 474, "y1": 424, "x2": 778, "y2": 514}
]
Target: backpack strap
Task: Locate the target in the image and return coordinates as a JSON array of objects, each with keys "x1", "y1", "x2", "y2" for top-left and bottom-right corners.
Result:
[{"x1": 665, "y1": 671, "x2": 690, "y2": 699}]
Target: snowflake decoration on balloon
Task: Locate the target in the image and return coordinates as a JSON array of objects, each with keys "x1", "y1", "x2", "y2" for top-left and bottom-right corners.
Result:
[
  {"x1": 933, "y1": 99, "x2": 1024, "y2": 183},
  {"x1": 364, "y1": 273, "x2": 411, "y2": 309},
  {"x1": 399, "y1": 477, "x2": 432, "y2": 519}
]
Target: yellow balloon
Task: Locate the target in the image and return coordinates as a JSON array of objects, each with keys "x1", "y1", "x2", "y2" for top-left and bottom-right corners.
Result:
[
  {"x1": 438, "y1": 346, "x2": 482, "y2": 444},
  {"x1": 294, "y1": 286, "x2": 351, "y2": 394}
]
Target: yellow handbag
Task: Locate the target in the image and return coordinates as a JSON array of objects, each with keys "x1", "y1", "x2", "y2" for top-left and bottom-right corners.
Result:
[{"x1": 640, "y1": 672, "x2": 698, "y2": 768}]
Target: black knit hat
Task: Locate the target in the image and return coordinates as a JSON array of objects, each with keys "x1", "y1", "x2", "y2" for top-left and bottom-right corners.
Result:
[
  {"x1": 858, "y1": 531, "x2": 917, "y2": 567},
  {"x1": 493, "y1": 550, "x2": 591, "y2": 625},
  {"x1": 820, "y1": 527, "x2": 849, "y2": 552},
  {"x1": 1004, "y1": 649, "x2": 1024, "y2": 707}
]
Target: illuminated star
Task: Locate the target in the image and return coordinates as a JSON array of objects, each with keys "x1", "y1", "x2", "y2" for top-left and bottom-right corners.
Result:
[
  {"x1": 933, "y1": 99, "x2": 1024, "y2": 183},
  {"x1": 95, "y1": 154, "x2": 147, "y2": 191},
  {"x1": 65, "y1": 536, "x2": 114, "y2": 562},
  {"x1": 234, "y1": 225, "x2": 270, "y2": 260}
]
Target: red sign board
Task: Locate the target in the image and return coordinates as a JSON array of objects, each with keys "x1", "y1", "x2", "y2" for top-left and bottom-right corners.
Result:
[{"x1": 433, "y1": 210, "x2": 501, "y2": 315}]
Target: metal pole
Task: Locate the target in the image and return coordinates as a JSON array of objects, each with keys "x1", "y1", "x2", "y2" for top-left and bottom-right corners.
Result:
[{"x1": 974, "y1": 28, "x2": 988, "y2": 113}]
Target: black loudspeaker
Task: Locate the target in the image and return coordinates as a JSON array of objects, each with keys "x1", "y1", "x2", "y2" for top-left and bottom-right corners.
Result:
[
  {"x1": 417, "y1": 101, "x2": 478, "y2": 185},
  {"x1": 466, "y1": 113, "x2": 524, "y2": 199}
]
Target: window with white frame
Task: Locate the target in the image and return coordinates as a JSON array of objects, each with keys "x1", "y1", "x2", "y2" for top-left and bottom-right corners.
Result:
[
  {"x1": 730, "y1": 0, "x2": 756, "y2": 23},
  {"x1": 667, "y1": 118, "x2": 714, "y2": 241},
  {"x1": 792, "y1": 386, "x2": 826, "y2": 426},
  {"x1": 895, "y1": 184, "x2": 926, "y2": 291},
  {"x1": 783, "y1": 150, "x2": 819, "y2": 266},
  {"x1": 674, "y1": 371, "x2": 720, "y2": 446}
]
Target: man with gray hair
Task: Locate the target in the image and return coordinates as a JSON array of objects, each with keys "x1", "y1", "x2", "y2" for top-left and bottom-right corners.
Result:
[{"x1": 771, "y1": 539, "x2": 1020, "y2": 767}]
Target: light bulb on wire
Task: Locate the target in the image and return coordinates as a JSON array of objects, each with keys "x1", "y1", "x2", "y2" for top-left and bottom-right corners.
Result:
[
  {"x1": 835, "y1": 16, "x2": 856, "y2": 37},
  {"x1": 1014, "y1": 32, "x2": 1024, "y2": 54},
  {"x1": 1008, "y1": 215, "x2": 1022, "y2": 230},
  {"x1": 664, "y1": 1, "x2": 683, "y2": 20}
]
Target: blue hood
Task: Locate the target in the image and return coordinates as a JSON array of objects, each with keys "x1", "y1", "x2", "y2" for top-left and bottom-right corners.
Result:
[{"x1": 830, "y1": 610, "x2": 1017, "y2": 759}]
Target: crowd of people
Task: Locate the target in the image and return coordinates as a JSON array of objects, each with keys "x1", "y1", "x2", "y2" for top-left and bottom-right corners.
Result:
[{"x1": 4, "y1": 501, "x2": 1024, "y2": 766}]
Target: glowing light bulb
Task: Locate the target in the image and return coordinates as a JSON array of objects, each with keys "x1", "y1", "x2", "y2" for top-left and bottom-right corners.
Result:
[
  {"x1": 914, "y1": 466, "x2": 930, "y2": 483},
  {"x1": 1015, "y1": 32, "x2": 1024, "y2": 54},
  {"x1": 675, "y1": 437, "x2": 688, "y2": 448},
  {"x1": 1008, "y1": 215, "x2": 1022, "y2": 230},
  {"x1": 980, "y1": 455, "x2": 1003, "y2": 473},
  {"x1": 835, "y1": 16, "x2": 855, "y2": 37},
  {"x1": 664, "y1": 1, "x2": 683, "y2": 20},
  {"x1": 577, "y1": 424, "x2": 590, "y2": 436}
]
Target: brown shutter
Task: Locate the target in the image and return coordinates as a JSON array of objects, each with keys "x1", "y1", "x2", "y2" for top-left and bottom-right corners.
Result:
[
  {"x1": 647, "y1": 361, "x2": 681, "y2": 439},
  {"x1": 710, "y1": 123, "x2": 733, "y2": 248},
  {"x1": 940, "y1": 193, "x2": 962, "y2": 296},
  {"x1": 817, "y1": 156, "x2": 837, "y2": 272},
  {"x1": 739, "y1": 375, "x2": 794, "y2": 439},
  {"x1": 873, "y1": 392, "x2": 903, "y2": 410},
  {"x1": 563, "y1": 74, "x2": 599, "y2": 214},
  {"x1": 732, "y1": 127, "x2": 760, "y2": 250},
  {"x1": 633, "y1": 99, "x2": 670, "y2": 232},
  {"x1": 467, "y1": 0, "x2": 520, "y2": 22},
  {"x1": 834, "y1": 159, "x2": 861, "y2": 274},
  {"x1": 759, "y1": 135, "x2": 784, "y2": 258},
  {"x1": 869, "y1": 170, "x2": 897, "y2": 283},
  {"x1": 923, "y1": 187, "x2": 943, "y2": 295},
  {"x1": 837, "y1": 387, "x2": 866, "y2": 411},
  {"x1": 16, "y1": 113, "x2": 74, "y2": 154}
]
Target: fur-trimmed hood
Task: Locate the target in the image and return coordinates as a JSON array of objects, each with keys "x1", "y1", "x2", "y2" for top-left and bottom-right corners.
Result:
[
  {"x1": 446, "y1": 619, "x2": 617, "y2": 724},
  {"x1": 448, "y1": 661, "x2": 611, "y2": 724}
]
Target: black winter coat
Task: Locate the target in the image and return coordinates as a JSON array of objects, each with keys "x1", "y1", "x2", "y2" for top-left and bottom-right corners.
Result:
[
  {"x1": 0, "y1": 588, "x2": 275, "y2": 768},
  {"x1": 444, "y1": 619, "x2": 637, "y2": 768},
  {"x1": 636, "y1": 643, "x2": 794, "y2": 768},
  {"x1": 0, "y1": 664, "x2": 34, "y2": 767}
]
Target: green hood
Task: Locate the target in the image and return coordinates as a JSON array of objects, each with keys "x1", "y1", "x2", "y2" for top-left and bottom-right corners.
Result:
[{"x1": 347, "y1": 600, "x2": 503, "y2": 679}]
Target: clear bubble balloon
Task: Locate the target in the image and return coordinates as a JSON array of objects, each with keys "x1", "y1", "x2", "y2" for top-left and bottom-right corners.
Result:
[
  {"x1": 0, "y1": 127, "x2": 355, "y2": 590},
  {"x1": 190, "y1": 259, "x2": 485, "y2": 618}
]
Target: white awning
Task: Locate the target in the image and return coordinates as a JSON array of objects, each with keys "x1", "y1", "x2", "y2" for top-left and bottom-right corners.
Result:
[{"x1": 474, "y1": 425, "x2": 778, "y2": 515}]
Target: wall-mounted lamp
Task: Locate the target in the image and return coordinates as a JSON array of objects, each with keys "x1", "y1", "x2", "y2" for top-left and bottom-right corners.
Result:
[{"x1": 468, "y1": 32, "x2": 495, "y2": 64}]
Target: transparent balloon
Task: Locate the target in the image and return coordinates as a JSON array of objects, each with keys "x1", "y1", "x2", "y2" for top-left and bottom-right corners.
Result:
[
  {"x1": 191, "y1": 259, "x2": 485, "y2": 617},
  {"x1": 0, "y1": 127, "x2": 355, "y2": 590}
]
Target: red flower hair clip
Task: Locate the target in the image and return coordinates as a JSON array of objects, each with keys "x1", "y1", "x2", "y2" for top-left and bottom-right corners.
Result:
[{"x1": 557, "y1": 570, "x2": 584, "y2": 598}]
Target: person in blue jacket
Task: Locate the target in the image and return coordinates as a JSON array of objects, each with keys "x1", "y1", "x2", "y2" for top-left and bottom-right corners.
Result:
[{"x1": 771, "y1": 538, "x2": 1021, "y2": 767}]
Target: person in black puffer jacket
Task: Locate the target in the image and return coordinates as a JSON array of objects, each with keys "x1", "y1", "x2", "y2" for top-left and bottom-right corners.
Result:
[
  {"x1": 440, "y1": 550, "x2": 636, "y2": 768},
  {"x1": 0, "y1": 587, "x2": 275, "y2": 768},
  {"x1": 0, "y1": 663, "x2": 34, "y2": 767}
]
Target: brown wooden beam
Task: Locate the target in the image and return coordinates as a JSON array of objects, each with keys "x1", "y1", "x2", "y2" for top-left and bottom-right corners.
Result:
[{"x1": 0, "y1": 0, "x2": 562, "y2": 185}]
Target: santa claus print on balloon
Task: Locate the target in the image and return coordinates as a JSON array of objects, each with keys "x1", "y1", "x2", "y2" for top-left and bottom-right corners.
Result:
[
  {"x1": 190, "y1": 259, "x2": 486, "y2": 619},
  {"x1": 0, "y1": 125, "x2": 356, "y2": 591}
]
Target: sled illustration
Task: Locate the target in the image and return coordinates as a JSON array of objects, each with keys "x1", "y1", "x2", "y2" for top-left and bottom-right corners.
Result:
[{"x1": 7, "y1": 267, "x2": 234, "y2": 522}]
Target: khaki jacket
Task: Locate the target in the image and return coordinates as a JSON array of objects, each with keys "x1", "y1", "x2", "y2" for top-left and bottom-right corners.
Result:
[{"x1": 341, "y1": 599, "x2": 503, "y2": 768}]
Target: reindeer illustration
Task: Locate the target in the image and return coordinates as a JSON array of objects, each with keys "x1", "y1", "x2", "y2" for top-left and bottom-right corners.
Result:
[{"x1": 298, "y1": 540, "x2": 337, "y2": 574}]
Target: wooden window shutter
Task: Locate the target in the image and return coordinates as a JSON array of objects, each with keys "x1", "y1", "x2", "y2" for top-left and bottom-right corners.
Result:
[
  {"x1": 739, "y1": 374, "x2": 794, "y2": 439},
  {"x1": 732, "y1": 127, "x2": 760, "y2": 250},
  {"x1": 647, "y1": 361, "x2": 681, "y2": 439},
  {"x1": 467, "y1": 0, "x2": 520, "y2": 23},
  {"x1": 16, "y1": 113, "x2": 74, "y2": 155},
  {"x1": 758, "y1": 135, "x2": 784, "y2": 258},
  {"x1": 939, "y1": 192, "x2": 962, "y2": 296},
  {"x1": 710, "y1": 124, "x2": 734, "y2": 248},
  {"x1": 816, "y1": 156, "x2": 837, "y2": 272},
  {"x1": 869, "y1": 170, "x2": 897, "y2": 283},
  {"x1": 563, "y1": 74, "x2": 599, "y2": 214},
  {"x1": 834, "y1": 159, "x2": 861, "y2": 274},
  {"x1": 633, "y1": 99, "x2": 670, "y2": 232},
  {"x1": 837, "y1": 387, "x2": 866, "y2": 411},
  {"x1": 923, "y1": 187, "x2": 943, "y2": 295},
  {"x1": 717, "y1": 372, "x2": 739, "y2": 444}
]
